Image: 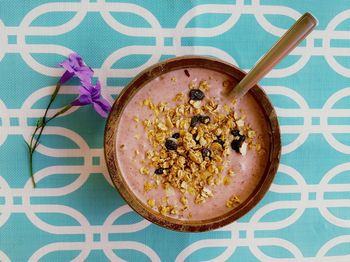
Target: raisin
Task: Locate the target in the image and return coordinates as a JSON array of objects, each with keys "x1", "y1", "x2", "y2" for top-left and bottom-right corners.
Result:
[
  {"x1": 213, "y1": 139, "x2": 225, "y2": 147},
  {"x1": 189, "y1": 89, "x2": 205, "y2": 101},
  {"x1": 231, "y1": 140, "x2": 240, "y2": 153},
  {"x1": 193, "y1": 134, "x2": 200, "y2": 144},
  {"x1": 154, "y1": 168, "x2": 164, "y2": 175},
  {"x1": 172, "y1": 132, "x2": 180, "y2": 139},
  {"x1": 201, "y1": 148, "x2": 212, "y2": 158},
  {"x1": 231, "y1": 135, "x2": 245, "y2": 153},
  {"x1": 190, "y1": 115, "x2": 200, "y2": 127},
  {"x1": 199, "y1": 115, "x2": 210, "y2": 124},
  {"x1": 240, "y1": 135, "x2": 245, "y2": 143},
  {"x1": 165, "y1": 138, "x2": 178, "y2": 150},
  {"x1": 184, "y1": 69, "x2": 190, "y2": 77},
  {"x1": 231, "y1": 129, "x2": 240, "y2": 137}
]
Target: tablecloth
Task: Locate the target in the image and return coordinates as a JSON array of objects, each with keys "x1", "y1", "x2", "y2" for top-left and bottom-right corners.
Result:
[{"x1": 1, "y1": 0, "x2": 350, "y2": 261}]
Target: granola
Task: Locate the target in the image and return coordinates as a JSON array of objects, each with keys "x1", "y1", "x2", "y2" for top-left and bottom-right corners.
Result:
[{"x1": 135, "y1": 79, "x2": 261, "y2": 217}]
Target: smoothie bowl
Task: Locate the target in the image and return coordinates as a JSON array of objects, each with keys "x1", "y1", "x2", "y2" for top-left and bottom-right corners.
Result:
[{"x1": 104, "y1": 56, "x2": 281, "y2": 232}]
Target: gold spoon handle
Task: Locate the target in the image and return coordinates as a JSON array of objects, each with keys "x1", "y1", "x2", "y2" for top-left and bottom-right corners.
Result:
[{"x1": 231, "y1": 12, "x2": 318, "y2": 99}]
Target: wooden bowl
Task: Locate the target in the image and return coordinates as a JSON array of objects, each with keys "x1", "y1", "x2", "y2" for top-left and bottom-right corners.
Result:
[{"x1": 104, "y1": 56, "x2": 281, "y2": 232}]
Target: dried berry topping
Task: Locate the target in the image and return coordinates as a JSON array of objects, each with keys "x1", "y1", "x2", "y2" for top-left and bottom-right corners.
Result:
[
  {"x1": 231, "y1": 135, "x2": 245, "y2": 153},
  {"x1": 213, "y1": 138, "x2": 225, "y2": 147},
  {"x1": 172, "y1": 132, "x2": 180, "y2": 139},
  {"x1": 193, "y1": 134, "x2": 200, "y2": 144},
  {"x1": 190, "y1": 115, "x2": 201, "y2": 127},
  {"x1": 232, "y1": 130, "x2": 245, "y2": 142},
  {"x1": 184, "y1": 69, "x2": 190, "y2": 77},
  {"x1": 189, "y1": 89, "x2": 205, "y2": 101},
  {"x1": 191, "y1": 115, "x2": 210, "y2": 127},
  {"x1": 154, "y1": 168, "x2": 164, "y2": 175},
  {"x1": 231, "y1": 140, "x2": 240, "y2": 153},
  {"x1": 165, "y1": 138, "x2": 178, "y2": 150},
  {"x1": 201, "y1": 148, "x2": 211, "y2": 158},
  {"x1": 199, "y1": 115, "x2": 210, "y2": 124},
  {"x1": 231, "y1": 129, "x2": 240, "y2": 137}
]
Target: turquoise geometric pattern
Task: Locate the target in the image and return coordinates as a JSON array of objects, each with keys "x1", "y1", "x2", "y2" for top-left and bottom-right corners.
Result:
[{"x1": 1, "y1": 0, "x2": 350, "y2": 261}]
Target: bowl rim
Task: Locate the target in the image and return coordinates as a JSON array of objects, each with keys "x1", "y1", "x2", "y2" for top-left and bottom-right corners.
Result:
[{"x1": 104, "y1": 55, "x2": 281, "y2": 232}]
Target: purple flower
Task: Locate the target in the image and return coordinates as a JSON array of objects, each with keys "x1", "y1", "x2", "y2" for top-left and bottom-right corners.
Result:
[
  {"x1": 71, "y1": 80, "x2": 111, "y2": 118},
  {"x1": 59, "y1": 53, "x2": 94, "y2": 84}
]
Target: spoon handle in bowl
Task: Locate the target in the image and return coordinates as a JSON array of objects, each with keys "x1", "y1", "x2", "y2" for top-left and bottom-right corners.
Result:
[{"x1": 231, "y1": 12, "x2": 318, "y2": 99}]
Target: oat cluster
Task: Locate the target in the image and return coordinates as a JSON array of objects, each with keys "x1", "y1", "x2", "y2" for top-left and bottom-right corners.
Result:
[{"x1": 134, "y1": 78, "x2": 260, "y2": 217}]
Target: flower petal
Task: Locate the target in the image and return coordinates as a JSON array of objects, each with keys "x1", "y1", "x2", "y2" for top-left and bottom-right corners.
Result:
[
  {"x1": 93, "y1": 100, "x2": 110, "y2": 118},
  {"x1": 71, "y1": 94, "x2": 92, "y2": 106},
  {"x1": 95, "y1": 97, "x2": 111, "y2": 112},
  {"x1": 69, "y1": 53, "x2": 83, "y2": 67},
  {"x1": 58, "y1": 53, "x2": 94, "y2": 83},
  {"x1": 78, "y1": 86, "x2": 92, "y2": 96},
  {"x1": 94, "y1": 80, "x2": 101, "y2": 91},
  {"x1": 59, "y1": 60, "x2": 73, "y2": 72},
  {"x1": 90, "y1": 80, "x2": 100, "y2": 99},
  {"x1": 59, "y1": 71, "x2": 74, "y2": 84},
  {"x1": 75, "y1": 66, "x2": 94, "y2": 83},
  {"x1": 91, "y1": 91, "x2": 100, "y2": 101}
]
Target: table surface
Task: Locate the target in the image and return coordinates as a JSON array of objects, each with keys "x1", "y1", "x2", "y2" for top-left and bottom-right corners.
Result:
[{"x1": 1, "y1": 1, "x2": 350, "y2": 261}]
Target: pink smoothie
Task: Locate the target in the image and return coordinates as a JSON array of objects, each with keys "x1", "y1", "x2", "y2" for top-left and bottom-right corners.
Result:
[{"x1": 116, "y1": 68, "x2": 270, "y2": 220}]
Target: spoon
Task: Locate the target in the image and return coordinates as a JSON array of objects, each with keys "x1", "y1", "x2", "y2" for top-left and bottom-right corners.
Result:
[{"x1": 230, "y1": 12, "x2": 318, "y2": 99}]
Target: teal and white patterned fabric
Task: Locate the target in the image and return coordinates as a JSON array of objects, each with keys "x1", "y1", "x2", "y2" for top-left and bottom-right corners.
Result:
[{"x1": 1, "y1": 1, "x2": 350, "y2": 261}]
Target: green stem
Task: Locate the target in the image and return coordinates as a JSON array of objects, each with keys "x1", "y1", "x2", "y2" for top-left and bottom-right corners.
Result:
[
  {"x1": 33, "y1": 104, "x2": 72, "y2": 151},
  {"x1": 27, "y1": 81, "x2": 62, "y2": 188},
  {"x1": 45, "y1": 104, "x2": 72, "y2": 125},
  {"x1": 42, "y1": 82, "x2": 61, "y2": 122},
  {"x1": 29, "y1": 126, "x2": 39, "y2": 150},
  {"x1": 28, "y1": 149, "x2": 36, "y2": 188}
]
